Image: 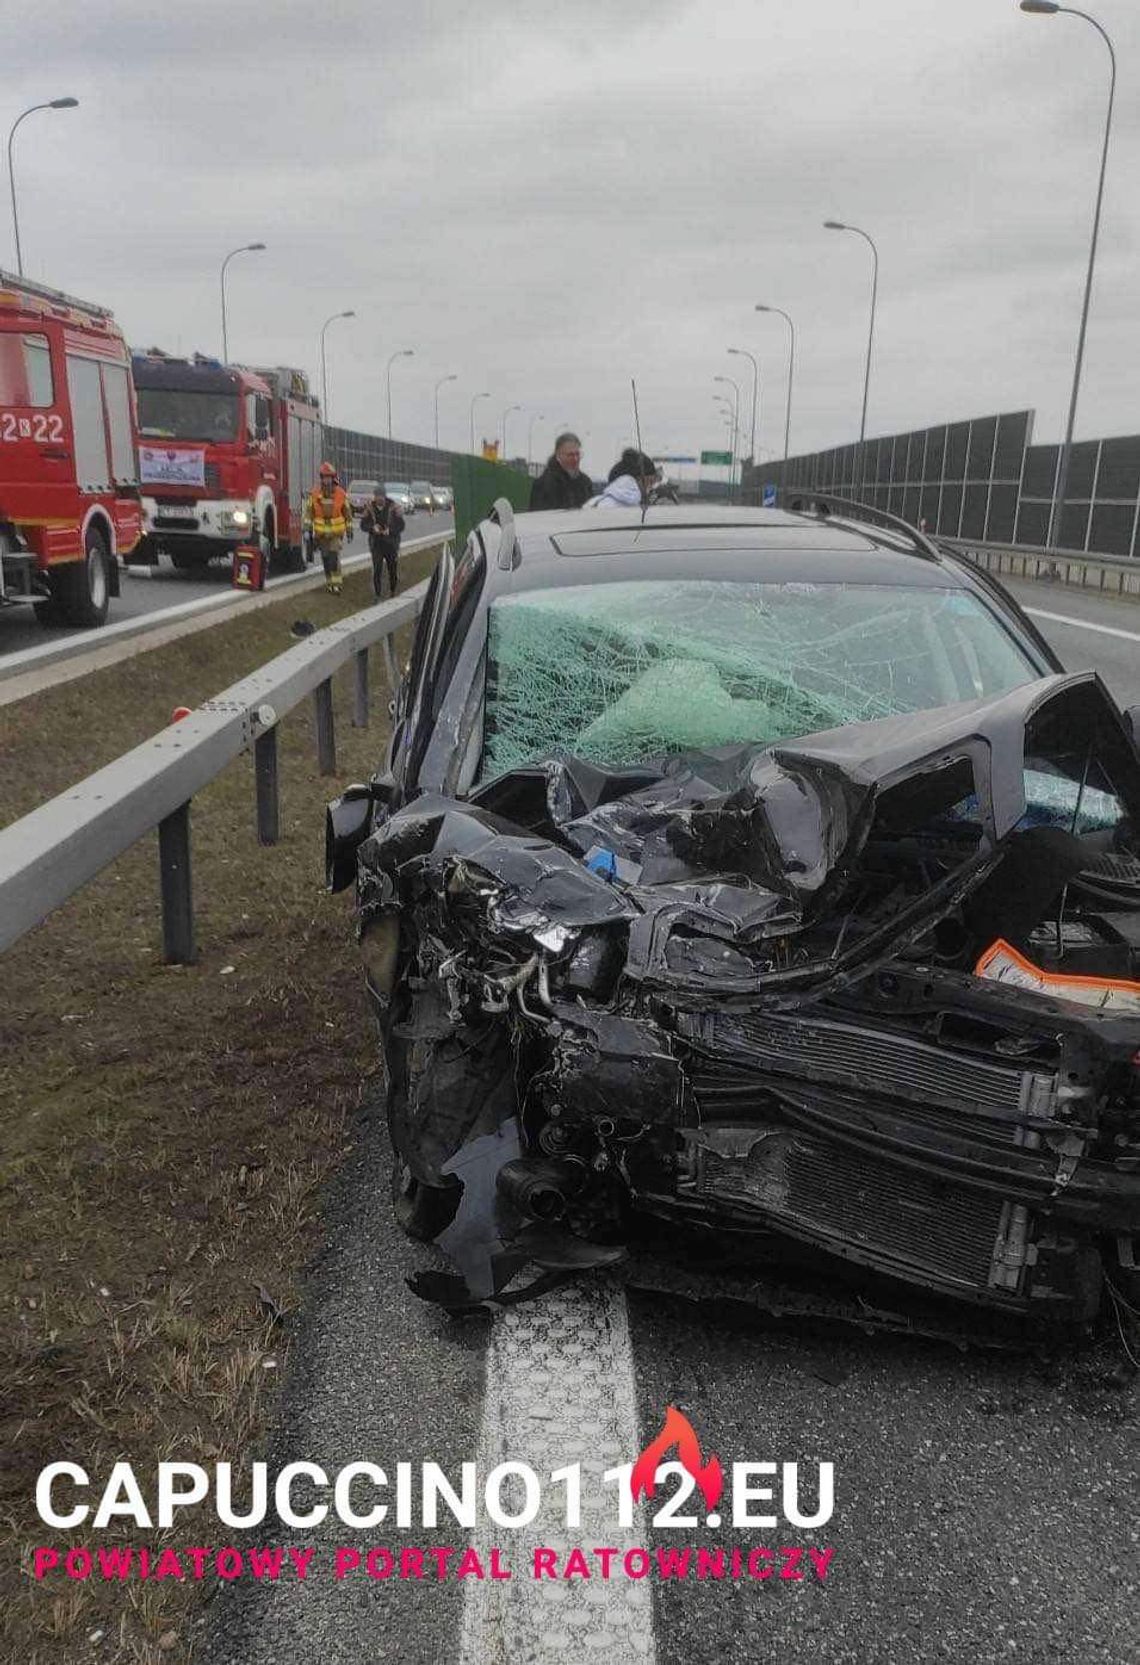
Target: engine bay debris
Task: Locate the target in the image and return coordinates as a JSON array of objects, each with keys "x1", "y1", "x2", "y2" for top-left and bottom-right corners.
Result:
[{"x1": 345, "y1": 673, "x2": 1140, "y2": 1334}]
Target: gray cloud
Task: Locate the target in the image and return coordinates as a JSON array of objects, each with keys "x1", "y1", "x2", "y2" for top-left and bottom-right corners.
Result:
[{"x1": 7, "y1": 0, "x2": 1137, "y2": 475}]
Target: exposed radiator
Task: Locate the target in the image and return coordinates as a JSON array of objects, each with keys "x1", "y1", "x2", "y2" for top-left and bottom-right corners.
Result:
[
  {"x1": 714, "y1": 1011, "x2": 1055, "y2": 1122},
  {"x1": 692, "y1": 1128, "x2": 1007, "y2": 1294}
]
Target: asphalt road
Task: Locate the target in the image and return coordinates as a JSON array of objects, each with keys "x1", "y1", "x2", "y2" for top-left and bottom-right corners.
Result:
[
  {"x1": 0, "y1": 512, "x2": 454, "y2": 660},
  {"x1": 194, "y1": 570, "x2": 1139, "y2": 1665},
  {"x1": 1003, "y1": 576, "x2": 1140, "y2": 709}
]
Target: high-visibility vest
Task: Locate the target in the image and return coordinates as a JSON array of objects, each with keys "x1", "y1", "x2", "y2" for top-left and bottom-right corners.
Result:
[{"x1": 307, "y1": 486, "x2": 350, "y2": 538}]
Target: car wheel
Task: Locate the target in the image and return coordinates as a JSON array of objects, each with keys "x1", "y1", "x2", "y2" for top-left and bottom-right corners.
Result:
[
  {"x1": 391, "y1": 1154, "x2": 460, "y2": 1242},
  {"x1": 48, "y1": 525, "x2": 111, "y2": 627}
]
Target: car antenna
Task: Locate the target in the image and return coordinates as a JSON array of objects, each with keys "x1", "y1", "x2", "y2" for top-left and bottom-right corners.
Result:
[{"x1": 631, "y1": 378, "x2": 649, "y2": 523}]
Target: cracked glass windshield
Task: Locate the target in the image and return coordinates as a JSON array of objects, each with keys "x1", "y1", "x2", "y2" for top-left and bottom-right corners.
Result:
[{"x1": 481, "y1": 579, "x2": 1038, "y2": 776}]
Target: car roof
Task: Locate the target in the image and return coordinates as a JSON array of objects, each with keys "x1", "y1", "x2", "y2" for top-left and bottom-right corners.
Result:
[{"x1": 478, "y1": 505, "x2": 981, "y2": 594}]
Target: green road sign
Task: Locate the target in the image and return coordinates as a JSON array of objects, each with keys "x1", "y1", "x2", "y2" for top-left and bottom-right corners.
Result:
[{"x1": 700, "y1": 450, "x2": 732, "y2": 467}]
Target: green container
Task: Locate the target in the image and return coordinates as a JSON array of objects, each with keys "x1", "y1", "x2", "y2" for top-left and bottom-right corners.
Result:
[{"x1": 451, "y1": 456, "x2": 532, "y2": 548}]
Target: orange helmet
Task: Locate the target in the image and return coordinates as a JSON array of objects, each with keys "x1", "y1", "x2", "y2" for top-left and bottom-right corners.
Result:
[{"x1": 319, "y1": 461, "x2": 336, "y2": 478}]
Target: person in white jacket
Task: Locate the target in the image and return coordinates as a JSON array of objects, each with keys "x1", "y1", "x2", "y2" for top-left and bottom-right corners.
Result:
[{"x1": 585, "y1": 449, "x2": 659, "y2": 507}]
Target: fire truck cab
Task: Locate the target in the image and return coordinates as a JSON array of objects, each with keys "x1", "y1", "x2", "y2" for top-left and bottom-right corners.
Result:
[
  {"x1": 0, "y1": 270, "x2": 140, "y2": 627},
  {"x1": 132, "y1": 354, "x2": 322, "y2": 575}
]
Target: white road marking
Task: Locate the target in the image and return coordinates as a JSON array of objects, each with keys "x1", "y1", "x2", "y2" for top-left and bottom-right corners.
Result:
[
  {"x1": 1024, "y1": 606, "x2": 1140, "y2": 645},
  {"x1": 460, "y1": 1277, "x2": 657, "y2": 1665}
]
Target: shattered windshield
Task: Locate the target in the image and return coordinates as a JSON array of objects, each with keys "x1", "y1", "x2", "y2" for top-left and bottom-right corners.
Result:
[{"x1": 481, "y1": 579, "x2": 1038, "y2": 777}]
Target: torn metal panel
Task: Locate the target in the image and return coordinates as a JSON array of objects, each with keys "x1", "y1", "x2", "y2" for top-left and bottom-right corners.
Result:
[{"x1": 346, "y1": 670, "x2": 1140, "y2": 1330}]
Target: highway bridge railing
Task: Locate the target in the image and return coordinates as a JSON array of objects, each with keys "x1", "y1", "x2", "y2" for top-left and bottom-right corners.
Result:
[
  {"x1": 940, "y1": 538, "x2": 1140, "y2": 596},
  {"x1": 0, "y1": 581, "x2": 428, "y2": 965}
]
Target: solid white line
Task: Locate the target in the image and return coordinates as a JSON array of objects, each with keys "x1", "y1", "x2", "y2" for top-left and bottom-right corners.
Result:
[
  {"x1": 1024, "y1": 606, "x2": 1140, "y2": 645},
  {"x1": 0, "y1": 529, "x2": 447, "y2": 683},
  {"x1": 459, "y1": 1277, "x2": 657, "y2": 1665}
]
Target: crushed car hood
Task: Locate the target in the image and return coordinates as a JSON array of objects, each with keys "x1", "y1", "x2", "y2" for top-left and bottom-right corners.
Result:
[{"x1": 356, "y1": 671, "x2": 1140, "y2": 1321}]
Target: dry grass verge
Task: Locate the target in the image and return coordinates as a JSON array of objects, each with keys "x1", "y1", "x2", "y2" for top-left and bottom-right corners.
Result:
[{"x1": 0, "y1": 547, "x2": 442, "y2": 1663}]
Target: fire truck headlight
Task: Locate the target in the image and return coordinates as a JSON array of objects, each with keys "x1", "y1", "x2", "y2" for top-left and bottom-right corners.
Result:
[{"x1": 231, "y1": 509, "x2": 251, "y2": 528}]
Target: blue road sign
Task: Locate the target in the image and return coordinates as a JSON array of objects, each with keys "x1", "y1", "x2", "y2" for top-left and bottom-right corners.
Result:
[{"x1": 762, "y1": 485, "x2": 777, "y2": 507}]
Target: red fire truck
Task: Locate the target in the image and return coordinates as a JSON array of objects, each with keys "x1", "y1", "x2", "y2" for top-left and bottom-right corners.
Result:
[
  {"x1": 132, "y1": 353, "x2": 323, "y2": 575},
  {"x1": 0, "y1": 270, "x2": 141, "y2": 627}
]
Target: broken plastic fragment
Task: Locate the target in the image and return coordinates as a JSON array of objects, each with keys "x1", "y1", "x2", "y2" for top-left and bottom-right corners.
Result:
[{"x1": 976, "y1": 938, "x2": 1140, "y2": 1014}]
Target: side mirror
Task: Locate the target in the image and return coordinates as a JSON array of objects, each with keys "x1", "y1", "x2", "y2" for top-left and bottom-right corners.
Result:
[
  {"x1": 325, "y1": 784, "x2": 375, "y2": 892},
  {"x1": 324, "y1": 777, "x2": 397, "y2": 892}
]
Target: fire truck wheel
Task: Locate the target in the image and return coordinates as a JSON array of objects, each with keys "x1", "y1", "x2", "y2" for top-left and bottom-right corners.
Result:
[{"x1": 42, "y1": 526, "x2": 111, "y2": 628}]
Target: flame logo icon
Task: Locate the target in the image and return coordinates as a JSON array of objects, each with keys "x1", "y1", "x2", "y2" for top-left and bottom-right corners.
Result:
[{"x1": 630, "y1": 1405, "x2": 724, "y2": 1511}]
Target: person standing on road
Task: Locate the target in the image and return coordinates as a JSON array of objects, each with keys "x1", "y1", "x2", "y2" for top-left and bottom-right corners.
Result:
[
  {"x1": 304, "y1": 462, "x2": 353, "y2": 594},
  {"x1": 585, "y1": 449, "x2": 659, "y2": 507},
  {"x1": 528, "y1": 432, "x2": 593, "y2": 510},
  {"x1": 360, "y1": 485, "x2": 405, "y2": 598}
]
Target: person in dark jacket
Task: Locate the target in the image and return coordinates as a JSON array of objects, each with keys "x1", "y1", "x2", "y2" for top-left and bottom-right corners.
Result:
[
  {"x1": 528, "y1": 432, "x2": 593, "y2": 510},
  {"x1": 360, "y1": 487, "x2": 405, "y2": 597}
]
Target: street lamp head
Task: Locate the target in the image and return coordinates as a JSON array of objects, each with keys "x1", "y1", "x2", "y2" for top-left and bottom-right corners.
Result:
[
  {"x1": 755, "y1": 304, "x2": 773, "y2": 313},
  {"x1": 823, "y1": 220, "x2": 847, "y2": 231},
  {"x1": 401, "y1": 348, "x2": 414, "y2": 358},
  {"x1": 341, "y1": 310, "x2": 356, "y2": 320},
  {"x1": 50, "y1": 97, "x2": 79, "y2": 109},
  {"x1": 246, "y1": 242, "x2": 266, "y2": 252},
  {"x1": 1020, "y1": 1, "x2": 1061, "y2": 13}
]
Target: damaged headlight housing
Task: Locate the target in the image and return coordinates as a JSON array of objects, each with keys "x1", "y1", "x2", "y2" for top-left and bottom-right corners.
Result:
[{"x1": 360, "y1": 911, "x2": 400, "y2": 997}]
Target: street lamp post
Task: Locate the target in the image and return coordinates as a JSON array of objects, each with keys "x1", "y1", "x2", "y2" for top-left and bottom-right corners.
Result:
[
  {"x1": 470, "y1": 391, "x2": 490, "y2": 454},
  {"x1": 501, "y1": 403, "x2": 521, "y2": 460},
  {"x1": 1019, "y1": 1, "x2": 1117, "y2": 550},
  {"x1": 824, "y1": 220, "x2": 879, "y2": 448},
  {"x1": 319, "y1": 310, "x2": 355, "y2": 428},
  {"x1": 727, "y1": 347, "x2": 759, "y2": 464},
  {"x1": 527, "y1": 411, "x2": 545, "y2": 468},
  {"x1": 386, "y1": 348, "x2": 414, "y2": 440},
  {"x1": 755, "y1": 305, "x2": 797, "y2": 460},
  {"x1": 219, "y1": 243, "x2": 265, "y2": 363},
  {"x1": 7, "y1": 97, "x2": 78, "y2": 278},
  {"x1": 433, "y1": 373, "x2": 457, "y2": 450},
  {"x1": 713, "y1": 375, "x2": 741, "y2": 500}
]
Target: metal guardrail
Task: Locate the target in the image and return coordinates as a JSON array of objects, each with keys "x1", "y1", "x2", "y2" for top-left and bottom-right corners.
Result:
[
  {"x1": 937, "y1": 537, "x2": 1140, "y2": 597},
  {"x1": 0, "y1": 580, "x2": 428, "y2": 963}
]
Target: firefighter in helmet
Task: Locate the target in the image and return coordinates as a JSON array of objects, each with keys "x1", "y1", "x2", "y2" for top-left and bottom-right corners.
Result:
[{"x1": 304, "y1": 462, "x2": 353, "y2": 594}]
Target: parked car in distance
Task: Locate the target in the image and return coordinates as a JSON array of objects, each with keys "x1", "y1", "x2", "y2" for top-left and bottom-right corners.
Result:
[
  {"x1": 347, "y1": 479, "x2": 382, "y2": 515},
  {"x1": 430, "y1": 484, "x2": 453, "y2": 512},
  {"x1": 385, "y1": 483, "x2": 416, "y2": 515},
  {"x1": 410, "y1": 480, "x2": 435, "y2": 512}
]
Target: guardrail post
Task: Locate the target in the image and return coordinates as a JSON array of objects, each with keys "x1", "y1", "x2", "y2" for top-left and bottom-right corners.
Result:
[
  {"x1": 381, "y1": 636, "x2": 399, "y2": 696},
  {"x1": 314, "y1": 677, "x2": 336, "y2": 775},
  {"x1": 353, "y1": 648, "x2": 369, "y2": 728},
  {"x1": 158, "y1": 801, "x2": 196, "y2": 965},
  {"x1": 255, "y1": 727, "x2": 279, "y2": 845}
]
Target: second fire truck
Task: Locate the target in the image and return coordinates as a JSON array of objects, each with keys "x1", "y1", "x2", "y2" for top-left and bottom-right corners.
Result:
[
  {"x1": 132, "y1": 353, "x2": 323, "y2": 575},
  {"x1": 0, "y1": 269, "x2": 141, "y2": 627}
]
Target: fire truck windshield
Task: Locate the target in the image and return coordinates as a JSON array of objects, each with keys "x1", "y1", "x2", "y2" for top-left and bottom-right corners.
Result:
[
  {"x1": 0, "y1": 330, "x2": 54, "y2": 407},
  {"x1": 137, "y1": 389, "x2": 239, "y2": 443}
]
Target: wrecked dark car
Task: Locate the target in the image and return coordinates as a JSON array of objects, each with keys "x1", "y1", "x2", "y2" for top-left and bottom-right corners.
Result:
[{"x1": 328, "y1": 503, "x2": 1140, "y2": 1332}]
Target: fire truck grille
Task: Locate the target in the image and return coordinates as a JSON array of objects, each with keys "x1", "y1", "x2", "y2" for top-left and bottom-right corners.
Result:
[
  {"x1": 693, "y1": 1130, "x2": 1005, "y2": 1293},
  {"x1": 204, "y1": 463, "x2": 221, "y2": 491}
]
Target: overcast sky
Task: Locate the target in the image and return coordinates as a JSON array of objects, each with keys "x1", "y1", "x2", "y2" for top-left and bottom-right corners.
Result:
[{"x1": 8, "y1": 0, "x2": 1138, "y2": 479}]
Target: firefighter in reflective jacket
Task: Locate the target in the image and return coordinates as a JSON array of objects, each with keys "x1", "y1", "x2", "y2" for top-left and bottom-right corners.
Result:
[{"x1": 304, "y1": 462, "x2": 353, "y2": 594}]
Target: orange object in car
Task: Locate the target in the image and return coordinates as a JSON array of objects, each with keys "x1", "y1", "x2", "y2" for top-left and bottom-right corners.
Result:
[{"x1": 975, "y1": 937, "x2": 1140, "y2": 1014}]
